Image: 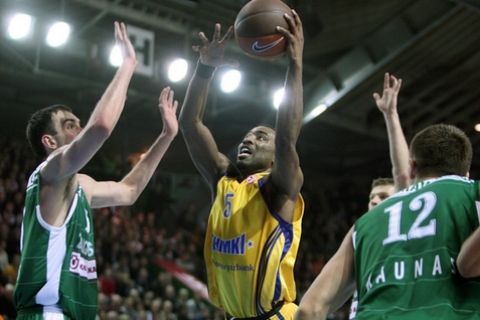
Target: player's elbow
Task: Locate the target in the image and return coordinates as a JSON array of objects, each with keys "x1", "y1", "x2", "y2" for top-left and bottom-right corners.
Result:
[
  {"x1": 394, "y1": 172, "x2": 410, "y2": 190},
  {"x1": 124, "y1": 196, "x2": 137, "y2": 206},
  {"x1": 119, "y1": 183, "x2": 140, "y2": 206},
  {"x1": 295, "y1": 305, "x2": 313, "y2": 320},
  {"x1": 86, "y1": 122, "x2": 112, "y2": 141},
  {"x1": 126, "y1": 188, "x2": 140, "y2": 205}
]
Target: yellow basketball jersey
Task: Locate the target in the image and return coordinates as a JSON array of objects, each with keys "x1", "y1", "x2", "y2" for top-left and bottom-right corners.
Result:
[{"x1": 204, "y1": 172, "x2": 304, "y2": 318}]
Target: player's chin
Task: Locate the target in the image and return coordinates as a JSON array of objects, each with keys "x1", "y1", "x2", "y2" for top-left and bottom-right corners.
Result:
[
  {"x1": 236, "y1": 156, "x2": 251, "y2": 166},
  {"x1": 237, "y1": 154, "x2": 250, "y2": 161}
]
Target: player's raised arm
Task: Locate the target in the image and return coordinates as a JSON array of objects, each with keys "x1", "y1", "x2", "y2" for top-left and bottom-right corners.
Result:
[
  {"x1": 179, "y1": 24, "x2": 236, "y2": 194},
  {"x1": 374, "y1": 73, "x2": 410, "y2": 191},
  {"x1": 41, "y1": 22, "x2": 137, "y2": 183},
  {"x1": 269, "y1": 10, "x2": 304, "y2": 221},
  {"x1": 79, "y1": 87, "x2": 178, "y2": 208}
]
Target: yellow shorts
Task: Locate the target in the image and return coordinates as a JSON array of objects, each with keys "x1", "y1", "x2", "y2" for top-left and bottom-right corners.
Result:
[
  {"x1": 271, "y1": 302, "x2": 298, "y2": 320},
  {"x1": 227, "y1": 302, "x2": 298, "y2": 320}
]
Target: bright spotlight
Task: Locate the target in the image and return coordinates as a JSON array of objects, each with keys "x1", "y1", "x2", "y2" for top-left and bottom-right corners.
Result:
[
  {"x1": 475, "y1": 123, "x2": 480, "y2": 132},
  {"x1": 304, "y1": 103, "x2": 328, "y2": 123},
  {"x1": 273, "y1": 88, "x2": 285, "y2": 109},
  {"x1": 7, "y1": 13, "x2": 33, "y2": 40},
  {"x1": 220, "y1": 69, "x2": 242, "y2": 93},
  {"x1": 46, "y1": 21, "x2": 71, "y2": 47},
  {"x1": 310, "y1": 103, "x2": 327, "y2": 118},
  {"x1": 109, "y1": 45, "x2": 123, "y2": 67},
  {"x1": 168, "y1": 58, "x2": 189, "y2": 82}
]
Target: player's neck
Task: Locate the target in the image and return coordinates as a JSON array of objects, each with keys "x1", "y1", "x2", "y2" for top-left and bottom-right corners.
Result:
[{"x1": 413, "y1": 174, "x2": 441, "y2": 184}]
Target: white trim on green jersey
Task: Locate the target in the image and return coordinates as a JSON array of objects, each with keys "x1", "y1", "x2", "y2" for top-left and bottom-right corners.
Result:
[
  {"x1": 35, "y1": 194, "x2": 78, "y2": 232},
  {"x1": 34, "y1": 192, "x2": 78, "y2": 306},
  {"x1": 391, "y1": 175, "x2": 474, "y2": 200},
  {"x1": 34, "y1": 226, "x2": 66, "y2": 306}
]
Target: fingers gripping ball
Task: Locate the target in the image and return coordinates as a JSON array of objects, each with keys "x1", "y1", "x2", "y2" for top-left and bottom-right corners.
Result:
[{"x1": 234, "y1": 0, "x2": 292, "y2": 59}]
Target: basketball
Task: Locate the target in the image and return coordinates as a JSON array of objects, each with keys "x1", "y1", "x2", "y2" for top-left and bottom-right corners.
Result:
[{"x1": 234, "y1": 0, "x2": 292, "y2": 59}]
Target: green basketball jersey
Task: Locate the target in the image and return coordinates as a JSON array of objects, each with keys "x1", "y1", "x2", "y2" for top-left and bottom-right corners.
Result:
[
  {"x1": 14, "y1": 163, "x2": 98, "y2": 319},
  {"x1": 353, "y1": 175, "x2": 480, "y2": 319}
]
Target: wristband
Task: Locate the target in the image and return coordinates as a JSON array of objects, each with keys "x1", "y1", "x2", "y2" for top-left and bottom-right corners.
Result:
[{"x1": 196, "y1": 61, "x2": 216, "y2": 78}]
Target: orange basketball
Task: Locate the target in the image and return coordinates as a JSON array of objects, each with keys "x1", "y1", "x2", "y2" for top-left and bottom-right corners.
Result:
[{"x1": 234, "y1": 0, "x2": 292, "y2": 59}]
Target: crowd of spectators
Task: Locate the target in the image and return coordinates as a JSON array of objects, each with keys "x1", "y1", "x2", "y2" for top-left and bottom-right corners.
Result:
[{"x1": 0, "y1": 138, "x2": 372, "y2": 320}]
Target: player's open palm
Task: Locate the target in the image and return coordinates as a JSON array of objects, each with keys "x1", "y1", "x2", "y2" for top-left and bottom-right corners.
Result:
[
  {"x1": 373, "y1": 73, "x2": 402, "y2": 115},
  {"x1": 159, "y1": 87, "x2": 179, "y2": 137},
  {"x1": 193, "y1": 23, "x2": 238, "y2": 68},
  {"x1": 114, "y1": 21, "x2": 137, "y2": 65}
]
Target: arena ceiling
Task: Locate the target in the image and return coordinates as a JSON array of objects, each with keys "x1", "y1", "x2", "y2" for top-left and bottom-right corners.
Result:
[{"x1": 1, "y1": 0, "x2": 480, "y2": 184}]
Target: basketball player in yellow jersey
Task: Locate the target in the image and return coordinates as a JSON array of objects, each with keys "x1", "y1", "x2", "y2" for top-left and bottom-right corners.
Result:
[{"x1": 179, "y1": 11, "x2": 304, "y2": 320}]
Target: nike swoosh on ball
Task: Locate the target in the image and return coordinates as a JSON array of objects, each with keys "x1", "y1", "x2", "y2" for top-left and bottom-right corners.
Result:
[{"x1": 251, "y1": 37, "x2": 284, "y2": 53}]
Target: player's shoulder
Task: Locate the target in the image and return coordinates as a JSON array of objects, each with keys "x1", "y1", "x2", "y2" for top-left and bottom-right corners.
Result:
[{"x1": 27, "y1": 161, "x2": 47, "y2": 183}]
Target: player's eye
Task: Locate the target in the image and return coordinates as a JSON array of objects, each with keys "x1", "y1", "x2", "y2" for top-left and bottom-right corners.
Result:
[{"x1": 66, "y1": 122, "x2": 78, "y2": 130}]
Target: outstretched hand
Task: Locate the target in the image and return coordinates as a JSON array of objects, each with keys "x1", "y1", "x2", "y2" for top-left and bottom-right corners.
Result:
[
  {"x1": 193, "y1": 23, "x2": 238, "y2": 68},
  {"x1": 159, "y1": 87, "x2": 179, "y2": 137},
  {"x1": 276, "y1": 9, "x2": 304, "y2": 66},
  {"x1": 114, "y1": 21, "x2": 137, "y2": 65},
  {"x1": 373, "y1": 73, "x2": 402, "y2": 115}
]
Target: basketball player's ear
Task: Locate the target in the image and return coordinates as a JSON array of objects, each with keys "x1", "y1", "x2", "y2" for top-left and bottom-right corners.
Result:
[
  {"x1": 466, "y1": 171, "x2": 470, "y2": 178},
  {"x1": 41, "y1": 134, "x2": 58, "y2": 152}
]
